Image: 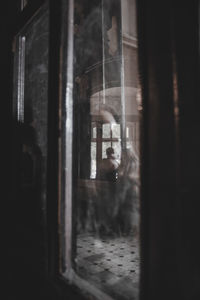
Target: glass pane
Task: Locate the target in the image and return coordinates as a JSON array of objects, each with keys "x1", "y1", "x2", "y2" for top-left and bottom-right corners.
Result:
[
  {"x1": 126, "y1": 126, "x2": 130, "y2": 138},
  {"x1": 91, "y1": 142, "x2": 97, "y2": 179},
  {"x1": 13, "y1": 5, "x2": 49, "y2": 277},
  {"x1": 73, "y1": 0, "x2": 140, "y2": 299},
  {"x1": 102, "y1": 123, "x2": 111, "y2": 138},
  {"x1": 92, "y1": 126, "x2": 97, "y2": 139},
  {"x1": 112, "y1": 123, "x2": 121, "y2": 138}
]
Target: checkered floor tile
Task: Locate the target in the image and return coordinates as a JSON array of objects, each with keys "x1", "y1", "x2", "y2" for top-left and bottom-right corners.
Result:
[{"x1": 76, "y1": 233, "x2": 140, "y2": 300}]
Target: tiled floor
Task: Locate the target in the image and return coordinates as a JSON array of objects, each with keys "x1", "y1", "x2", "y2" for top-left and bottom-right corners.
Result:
[{"x1": 76, "y1": 233, "x2": 140, "y2": 300}]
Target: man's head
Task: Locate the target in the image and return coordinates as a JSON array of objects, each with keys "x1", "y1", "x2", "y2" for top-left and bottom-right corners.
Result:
[{"x1": 106, "y1": 147, "x2": 114, "y2": 157}]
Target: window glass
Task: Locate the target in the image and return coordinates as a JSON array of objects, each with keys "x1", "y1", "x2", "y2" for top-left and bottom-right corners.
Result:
[
  {"x1": 13, "y1": 4, "x2": 49, "y2": 278},
  {"x1": 67, "y1": 0, "x2": 140, "y2": 299},
  {"x1": 112, "y1": 123, "x2": 121, "y2": 138},
  {"x1": 103, "y1": 123, "x2": 111, "y2": 138}
]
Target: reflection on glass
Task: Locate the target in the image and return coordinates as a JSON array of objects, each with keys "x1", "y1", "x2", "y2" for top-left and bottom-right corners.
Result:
[{"x1": 74, "y1": 0, "x2": 140, "y2": 299}]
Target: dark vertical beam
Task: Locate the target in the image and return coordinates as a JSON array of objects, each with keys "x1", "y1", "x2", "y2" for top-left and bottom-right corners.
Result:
[
  {"x1": 172, "y1": 1, "x2": 200, "y2": 299},
  {"x1": 1, "y1": 3, "x2": 18, "y2": 293},
  {"x1": 137, "y1": 1, "x2": 200, "y2": 299},
  {"x1": 136, "y1": 0, "x2": 149, "y2": 298},
  {"x1": 137, "y1": 1, "x2": 178, "y2": 299},
  {"x1": 47, "y1": 0, "x2": 61, "y2": 277}
]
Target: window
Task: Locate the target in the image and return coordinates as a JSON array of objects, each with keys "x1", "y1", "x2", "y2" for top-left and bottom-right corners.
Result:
[
  {"x1": 59, "y1": 1, "x2": 141, "y2": 299},
  {"x1": 10, "y1": 1, "x2": 200, "y2": 299}
]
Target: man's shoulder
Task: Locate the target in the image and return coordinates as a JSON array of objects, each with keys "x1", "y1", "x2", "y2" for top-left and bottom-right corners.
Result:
[{"x1": 110, "y1": 158, "x2": 119, "y2": 167}]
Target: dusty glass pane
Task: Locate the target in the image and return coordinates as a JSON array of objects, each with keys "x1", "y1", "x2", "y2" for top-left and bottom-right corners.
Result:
[{"x1": 74, "y1": 0, "x2": 140, "y2": 299}]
